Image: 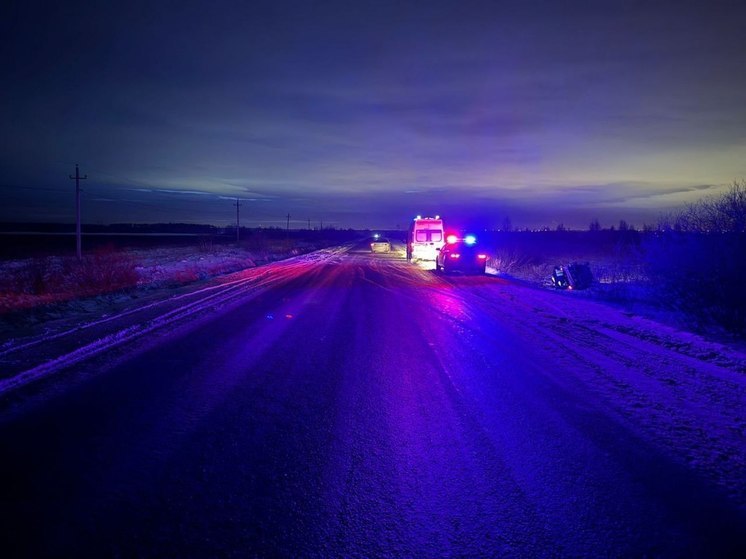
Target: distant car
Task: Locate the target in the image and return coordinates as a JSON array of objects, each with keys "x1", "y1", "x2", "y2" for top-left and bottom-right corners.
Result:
[
  {"x1": 370, "y1": 237, "x2": 391, "y2": 253},
  {"x1": 436, "y1": 239, "x2": 487, "y2": 274}
]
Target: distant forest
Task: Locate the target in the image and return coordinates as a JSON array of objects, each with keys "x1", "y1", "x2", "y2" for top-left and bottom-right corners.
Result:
[{"x1": 0, "y1": 223, "x2": 224, "y2": 234}]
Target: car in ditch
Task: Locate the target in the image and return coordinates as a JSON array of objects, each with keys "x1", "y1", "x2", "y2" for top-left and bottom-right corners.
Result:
[{"x1": 436, "y1": 235, "x2": 487, "y2": 274}]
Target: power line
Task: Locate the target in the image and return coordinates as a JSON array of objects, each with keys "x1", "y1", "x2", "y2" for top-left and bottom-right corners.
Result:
[
  {"x1": 69, "y1": 163, "x2": 87, "y2": 259},
  {"x1": 234, "y1": 197, "x2": 242, "y2": 242}
]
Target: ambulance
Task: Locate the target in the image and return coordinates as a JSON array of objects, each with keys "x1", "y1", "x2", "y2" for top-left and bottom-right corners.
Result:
[{"x1": 406, "y1": 216, "x2": 445, "y2": 262}]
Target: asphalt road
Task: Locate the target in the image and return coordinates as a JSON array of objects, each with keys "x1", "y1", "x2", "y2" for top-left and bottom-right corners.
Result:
[{"x1": 1, "y1": 242, "x2": 745, "y2": 557}]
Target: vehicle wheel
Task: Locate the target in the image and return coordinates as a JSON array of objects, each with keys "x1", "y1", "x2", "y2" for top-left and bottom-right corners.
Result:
[{"x1": 436, "y1": 261, "x2": 441, "y2": 271}]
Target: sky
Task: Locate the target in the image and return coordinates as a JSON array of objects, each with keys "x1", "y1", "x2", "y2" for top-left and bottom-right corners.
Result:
[{"x1": 2, "y1": 0, "x2": 745, "y2": 230}]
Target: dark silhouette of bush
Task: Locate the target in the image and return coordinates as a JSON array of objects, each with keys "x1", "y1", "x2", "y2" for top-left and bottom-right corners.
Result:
[
  {"x1": 645, "y1": 233, "x2": 745, "y2": 332},
  {"x1": 666, "y1": 180, "x2": 746, "y2": 233},
  {"x1": 646, "y1": 181, "x2": 746, "y2": 335}
]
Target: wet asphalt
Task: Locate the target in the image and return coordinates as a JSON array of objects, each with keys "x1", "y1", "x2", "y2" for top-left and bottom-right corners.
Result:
[{"x1": 1, "y1": 244, "x2": 744, "y2": 557}]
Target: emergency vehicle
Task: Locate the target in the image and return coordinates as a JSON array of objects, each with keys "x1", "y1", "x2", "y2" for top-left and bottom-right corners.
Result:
[{"x1": 406, "y1": 216, "x2": 445, "y2": 262}]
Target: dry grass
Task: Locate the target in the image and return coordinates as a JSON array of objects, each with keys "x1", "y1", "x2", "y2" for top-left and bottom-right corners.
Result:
[{"x1": 0, "y1": 247, "x2": 138, "y2": 312}]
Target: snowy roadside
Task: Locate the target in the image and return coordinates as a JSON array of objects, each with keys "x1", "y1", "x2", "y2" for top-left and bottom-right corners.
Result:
[
  {"x1": 0, "y1": 241, "x2": 330, "y2": 345},
  {"x1": 0, "y1": 245, "x2": 352, "y2": 394},
  {"x1": 424, "y1": 269, "x2": 746, "y2": 509},
  {"x1": 485, "y1": 257, "x2": 746, "y2": 349}
]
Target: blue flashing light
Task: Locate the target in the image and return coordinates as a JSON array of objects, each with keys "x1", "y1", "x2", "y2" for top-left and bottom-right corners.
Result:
[{"x1": 464, "y1": 235, "x2": 477, "y2": 245}]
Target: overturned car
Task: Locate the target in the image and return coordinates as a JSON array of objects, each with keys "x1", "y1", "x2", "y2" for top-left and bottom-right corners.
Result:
[{"x1": 551, "y1": 262, "x2": 593, "y2": 290}]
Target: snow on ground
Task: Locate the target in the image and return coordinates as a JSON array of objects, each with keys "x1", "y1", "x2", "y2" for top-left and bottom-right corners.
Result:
[
  {"x1": 131, "y1": 244, "x2": 260, "y2": 285},
  {"x1": 387, "y1": 254, "x2": 746, "y2": 510},
  {"x1": 0, "y1": 245, "x2": 351, "y2": 393},
  {"x1": 480, "y1": 280, "x2": 746, "y2": 507},
  {"x1": 0, "y1": 241, "x2": 327, "y2": 342}
]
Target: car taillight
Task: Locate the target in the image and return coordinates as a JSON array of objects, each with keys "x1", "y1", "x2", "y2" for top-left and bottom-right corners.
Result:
[
  {"x1": 450, "y1": 253, "x2": 460, "y2": 259},
  {"x1": 477, "y1": 254, "x2": 487, "y2": 259}
]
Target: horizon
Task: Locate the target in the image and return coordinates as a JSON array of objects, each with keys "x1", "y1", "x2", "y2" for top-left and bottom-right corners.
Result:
[{"x1": 0, "y1": 219, "x2": 664, "y2": 233}]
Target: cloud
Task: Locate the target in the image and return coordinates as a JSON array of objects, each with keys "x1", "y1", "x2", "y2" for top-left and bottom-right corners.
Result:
[{"x1": 2, "y1": 0, "x2": 745, "y2": 228}]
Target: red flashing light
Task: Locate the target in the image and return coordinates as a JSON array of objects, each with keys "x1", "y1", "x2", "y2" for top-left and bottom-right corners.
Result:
[{"x1": 446, "y1": 234, "x2": 458, "y2": 244}]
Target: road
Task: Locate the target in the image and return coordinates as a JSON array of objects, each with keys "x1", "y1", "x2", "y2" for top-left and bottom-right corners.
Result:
[{"x1": 1, "y1": 242, "x2": 745, "y2": 557}]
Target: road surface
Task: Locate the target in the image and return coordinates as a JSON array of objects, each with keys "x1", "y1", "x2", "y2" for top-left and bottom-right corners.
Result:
[{"x1": 1, "y1": 242, "x2": 745, "y2": 557}]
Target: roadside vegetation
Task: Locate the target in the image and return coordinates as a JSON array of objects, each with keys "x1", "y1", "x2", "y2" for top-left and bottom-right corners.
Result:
[
  {"x1": 646, "y1": 181, "x2": 745, "y2": 335},
  {"x1": 489, "y1": 181, "x2": 746, "y2": 338},
  {"x1": 0, "y1": 228, "x2": 359, "y2": 315}
]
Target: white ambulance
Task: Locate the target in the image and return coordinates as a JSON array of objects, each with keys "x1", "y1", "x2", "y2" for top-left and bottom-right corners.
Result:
[{"x1": 406, "y1": 216, "x2": 445, "y2": 262}]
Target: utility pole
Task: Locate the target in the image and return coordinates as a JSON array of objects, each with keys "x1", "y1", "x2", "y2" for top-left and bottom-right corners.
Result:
[
  {"x1": 286, "y1": 213, "x2": 291, "y2": 237},
  {"x1": 234, "y1": 198, "x2": 242, "y2": 242},
  {"x1": 69, "y1": 163, "x2": 87, "y2": 259}
]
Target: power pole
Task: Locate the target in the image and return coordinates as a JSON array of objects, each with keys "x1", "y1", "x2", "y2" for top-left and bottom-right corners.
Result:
[
  {"x1": 69, "y1": 163, "x2": 87, "y2": 259},
  {"x1": 286, "y1": 213, "x2": 291, "y2": 237},
  {"x1": 234, "y1": 198, "x2": 242, "y2": 242}
]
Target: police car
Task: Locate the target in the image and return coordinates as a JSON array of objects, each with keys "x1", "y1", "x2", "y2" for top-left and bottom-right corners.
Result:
[{"x1": 435, "y1": 234, "x2": 488, "y2": 274}]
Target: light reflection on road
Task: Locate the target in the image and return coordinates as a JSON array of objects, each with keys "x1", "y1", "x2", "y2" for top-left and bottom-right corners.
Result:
[{"x1": 413, "y1": 259, "x2": 437, "y2": 272}]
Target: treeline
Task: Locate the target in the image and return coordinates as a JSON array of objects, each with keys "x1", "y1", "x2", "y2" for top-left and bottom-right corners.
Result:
[
  {"x1": 659, "y1": 180, "x2": 746, "y2": 233},
  {"x1": 587, "y1": 180, "x2": 745, "y2": 234},
  {"x1": 0, "y1": 222, "x2": 220, "y2": 234},
  {"x1": 0, "y1": 222, "x2": 368, "y2": 236}
]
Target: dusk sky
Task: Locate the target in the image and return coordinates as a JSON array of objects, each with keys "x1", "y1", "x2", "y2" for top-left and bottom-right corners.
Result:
[{"x1": 2, "y1": 0, "x2": 745, "y2": 229}]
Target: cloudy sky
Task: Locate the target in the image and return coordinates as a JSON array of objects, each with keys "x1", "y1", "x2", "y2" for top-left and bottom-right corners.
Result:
[{"x1": 2, "y1": 0, "x2": 745, "y2": 229}]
